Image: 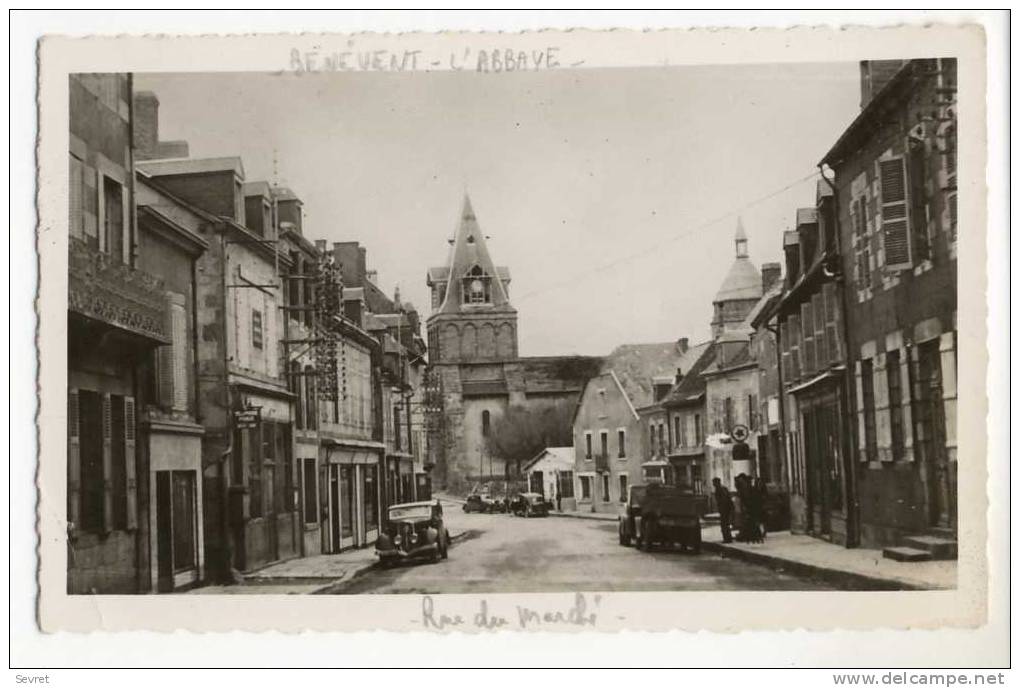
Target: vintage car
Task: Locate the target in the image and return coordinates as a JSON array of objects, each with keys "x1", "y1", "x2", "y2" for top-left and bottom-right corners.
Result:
[
  {"x1": 483, "y1": 494, "x2": 507, "y2": 513},
  {"x1": 511, "y1": 492, "x2": 550, "y2": 517},
  {"x1": 618, "y1": 483, "x2": 703, "y2": 553},
  {"x1": 376, "y1": 500, "x2": 450, "y2": 566},
  {"x1": 463, "y1": 494, "x2": 488, "y2": 513}
]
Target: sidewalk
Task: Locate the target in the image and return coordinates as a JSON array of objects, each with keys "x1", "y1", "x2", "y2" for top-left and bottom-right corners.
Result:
[
  {"x1": 699, "y1": 527, "x2": 956, "y2": 590},
  {"x1": 549, "y1": 509, "x2": 618, "y2": 521},
  {"x1": 190, "y1": 518, "x2": 467, "y2": 594},
  {"x1": 548, "y1": 509, "x2": 955, "y2": 590}
]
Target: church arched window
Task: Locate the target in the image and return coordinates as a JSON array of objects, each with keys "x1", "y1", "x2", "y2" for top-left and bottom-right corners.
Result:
[{"x1": 462, "y1": 264, "x2": 491, "y2": 305}]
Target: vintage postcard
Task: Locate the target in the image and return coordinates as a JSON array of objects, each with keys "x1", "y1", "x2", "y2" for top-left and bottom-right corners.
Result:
[{"x1": 35, "y1": 23, "x2": 992, "y2": 636}]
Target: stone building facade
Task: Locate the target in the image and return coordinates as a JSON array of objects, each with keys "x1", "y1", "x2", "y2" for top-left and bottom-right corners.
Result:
[{"x1": 821, "y1": 58, "x2": 958, "y2": 551}]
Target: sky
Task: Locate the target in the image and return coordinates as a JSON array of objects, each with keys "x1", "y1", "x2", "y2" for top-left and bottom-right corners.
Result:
[{"x1": 137, "y1": 63, "x2": 861, "y2": 357}]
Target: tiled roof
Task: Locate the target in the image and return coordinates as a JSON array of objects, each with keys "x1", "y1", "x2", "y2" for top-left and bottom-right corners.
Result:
[
  {"x1": 601, "y1": 340, "x2": 706, "y2": 409},
  {"x1": 138, "y1": 156, "x2": 245, "y2": 179},
  {"x1": 523, "y1": 447, "x2": 574, "y2": 472},
  {"x1": 662, "y1": 342, "x2": 719, "y2": 407}
]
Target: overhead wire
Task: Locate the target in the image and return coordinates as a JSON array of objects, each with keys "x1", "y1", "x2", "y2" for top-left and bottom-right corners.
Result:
[{"x1": 513, "y1": 169, "x2": 821, "y2": 304}]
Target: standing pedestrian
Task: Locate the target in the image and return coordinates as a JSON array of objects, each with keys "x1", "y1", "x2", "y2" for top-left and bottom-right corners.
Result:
[
  {"x1": 754, "y1": 477, "x2": 769, "y2": 542},
  {"x1": 735, "y1": 473, "x2": 752, "y2": 542},
  {"x1": 712, "y1": 477, "x2": 734, "y2": 543},
  {"x1": 745, "y1": 475, "x2": 763, "y2": 543}
]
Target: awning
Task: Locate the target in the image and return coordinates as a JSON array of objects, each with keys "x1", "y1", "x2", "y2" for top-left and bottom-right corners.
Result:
[{"x1": 641, "y1": 460, "x2": 670, "y2": 469}]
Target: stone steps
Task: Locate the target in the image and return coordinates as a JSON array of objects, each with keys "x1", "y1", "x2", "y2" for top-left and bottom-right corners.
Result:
[
  {"x1": 882, "y1": 531, "x2": 957, "y2": 562},
  {"x1": 900, "y1": 534, "x2": 958, "y2": 560},
  {"x1": 882, "y1": 546, "x2": 933, "y2": 563}
]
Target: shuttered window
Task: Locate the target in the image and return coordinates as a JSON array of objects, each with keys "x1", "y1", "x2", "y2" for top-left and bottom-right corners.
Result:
[
  {"x1": 779, "y1": 321, "x2": 791, "y2": 386},
  {"x1": 860, "y1": 359, "x2": 878, "y2": 461},
  {"x1": 788, "y1": 315, "x2": 801, "y2": 381},
  {"x1": 879, "y1": 157, "x2": 912, "y2": 269},
  {"x1": 69, "y1": 154, "x2": 84, "y2": 238},
  {"x1": 850, "y1": 195, "x2": 871, "y2": 290},
  {"x1": 887, "y1": 350, "x2": 905, "y2": 460},
  {"x1": 171, "y1": 302, "x2": 188, "y2": 411},
  {"x1": 822, "y1": 283, "x2": 842, "y2": 364},
  {"x1": 812, "y1": 293, "x2": 826, "y2": 369},
  {"x1": 801, "y1": 302, "x2": 815, "y2": 376},
  {"x1": 67, "y1": 389, "x2": 81, "y2": 528}
]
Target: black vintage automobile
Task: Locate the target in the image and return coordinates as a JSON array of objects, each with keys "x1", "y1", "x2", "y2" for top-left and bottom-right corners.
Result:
[
  {"x1": 463, "y1": 494, "x2": 488, "y2": 513},
  {"x1": 376, "y1": 500, "x2": 450, "y2": 566},
  {"x1": 511, "y1": 492, "x2": 550, "y2": 517}
]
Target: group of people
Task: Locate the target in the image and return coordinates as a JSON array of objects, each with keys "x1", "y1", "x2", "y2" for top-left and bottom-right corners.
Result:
[{"x1": 712, "y1": 474, "x2": 769, "y2": 544}]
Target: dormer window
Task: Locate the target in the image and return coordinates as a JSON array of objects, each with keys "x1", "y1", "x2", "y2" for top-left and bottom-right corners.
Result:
[{"x1": 461, "y1": 265, "x2": 491, "y2": 305}]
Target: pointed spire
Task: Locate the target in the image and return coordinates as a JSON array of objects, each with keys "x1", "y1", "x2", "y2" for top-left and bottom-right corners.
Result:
[
  {"x1": 394, "y1": 284, "x2": 402, "y2": 308},
  {"x1": 432, "y1": 193, "x2": 514, "y2": 315},
  {"x1": 735, "y1": 216, "x2": 749, "y2": 258}
]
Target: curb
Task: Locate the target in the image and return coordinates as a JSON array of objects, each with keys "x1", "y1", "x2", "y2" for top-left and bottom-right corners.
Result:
[
  {"x1": 549, "y1": 511, "x2": 619, "y2": 522},
  {"x1": 309, "y1": 529, "x2": 470, "y2": 595},
  {"x1": 699, "y1": 540, "x2": 926, "y2": 591}
]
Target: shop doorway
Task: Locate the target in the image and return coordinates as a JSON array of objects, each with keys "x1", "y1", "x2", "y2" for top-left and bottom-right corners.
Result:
[
  {"x1": 802, "y1": 394, "x2": 842, "y2": 540},
  {"x1": 155, "y1": 470, "x2": 198, "y2": 592},
  {"x1": 917, "y1": 340, "x2": 955, "y2": 530}
]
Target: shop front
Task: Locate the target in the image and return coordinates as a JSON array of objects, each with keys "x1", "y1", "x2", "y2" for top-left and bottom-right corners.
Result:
[
  {"x1": 146, "y1": 419, "x2": 204, "y2": 592},
  {"x1": 294, "y1": 433, "x2": 321, "y2": 556},
  {"x1": 321, "y1": 439, "x2": 384, "y2": 552},
  {"x1": 791, "y1": 374, "x2": 850, "y2": 545},
  {"x1": 230, "y1": 389, "x2": 299, "y2": 572}
]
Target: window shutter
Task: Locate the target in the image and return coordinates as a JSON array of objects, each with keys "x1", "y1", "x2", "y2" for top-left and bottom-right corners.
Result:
[
  {"x1": 879, "y1": 157, "x2": 913, "y2": 269},
  {"x1": 69, "y1": 155, "x2": 83, "y2": 238},
  {"x1": 171, "y1": 300, "x2": 188, "y2": 411},
  {"x1": 800, "y1": 302, "x2": 815, "y2": 375},
  {"x1": 787, "y1": 318, "x2": 795, "y2": 381},
  {"x1": 101, "y1": 393, "x2": 114, "y2": 532},
  {"x1": 873, "y1": 354, "x2": 893, "y2": 461},
  {"x1": 823, "y1": 283, "x2": 842, "y2": 363},
  {"x1": 124, "y1": 396, "x2": 138, "y2": 530},
  {"x1": 854, "y1": 362, "x2": 868, "y2": 462},
  {"x1": 67, "y1": 389, "x2": 80, "y2": 530},
  {"x1": 779, "y1": 321, "x2": 791, "y2": 384},
  {"x1": 812, "y1": 293, "x2": 826, "y2": 369}
]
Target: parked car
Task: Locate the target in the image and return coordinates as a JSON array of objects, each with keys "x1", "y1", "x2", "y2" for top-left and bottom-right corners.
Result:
[
  {"x1": 485, "y1": 495, "x2": 507, "y2": 513},
  {"x1": 618, "y1": 483, "x2": 703, "y2": 553},
  {"x1": 511, "y1": 492, "x2": 550, "y2": 517},
  {"x1": 376, "y1": 500, "x2": 450, "y2": 566},
  {"x1": 463, "y1": 494, "x2": 487, "y2": 513}
]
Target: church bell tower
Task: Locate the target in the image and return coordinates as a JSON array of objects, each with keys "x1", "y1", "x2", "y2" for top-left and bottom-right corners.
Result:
[{"x1": 426, "y1": 195, "x2": 518, "y2": 365}]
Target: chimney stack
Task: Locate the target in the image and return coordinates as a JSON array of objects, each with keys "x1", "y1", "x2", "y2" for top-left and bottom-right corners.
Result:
[
  {"x1": 675, "y1": 367, "x2": 684, "y2": 384},
  {"x1": 133, "y1": 91, "x2": 160, "y2": 160},
  {"x1": 677, "y1": 337, "x2": 689, "y2": 354},
  {"x1": 761, "y1": 262, "x2": 782, "y2": 292}
]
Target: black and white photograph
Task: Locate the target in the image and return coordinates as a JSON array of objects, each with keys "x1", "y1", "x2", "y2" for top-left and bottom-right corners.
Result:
[
  {"x1": 15, "y1": 12, "x2": 1007, "y2": 673},
  {"x1": 61, "y1": 57, "x2": 966, "y2": 597}
]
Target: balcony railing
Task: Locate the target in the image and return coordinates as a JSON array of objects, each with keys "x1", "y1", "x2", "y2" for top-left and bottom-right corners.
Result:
[{"x1": 68, "y1": 237, "x2": 168, "y2": 342}]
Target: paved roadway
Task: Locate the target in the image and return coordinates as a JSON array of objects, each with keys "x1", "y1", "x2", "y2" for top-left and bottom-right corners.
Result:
[{"x1": 328, "y1": 502, "x2": 837, "y2": 594}]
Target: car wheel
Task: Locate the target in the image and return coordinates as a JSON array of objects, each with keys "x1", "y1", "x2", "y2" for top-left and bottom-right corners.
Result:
[
  {"x1": 441, "y1": 531, "x2": 450, "y2": 559},
  {"x1": 692, "y1": 530, "x2": 702, "y2": 555}
]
